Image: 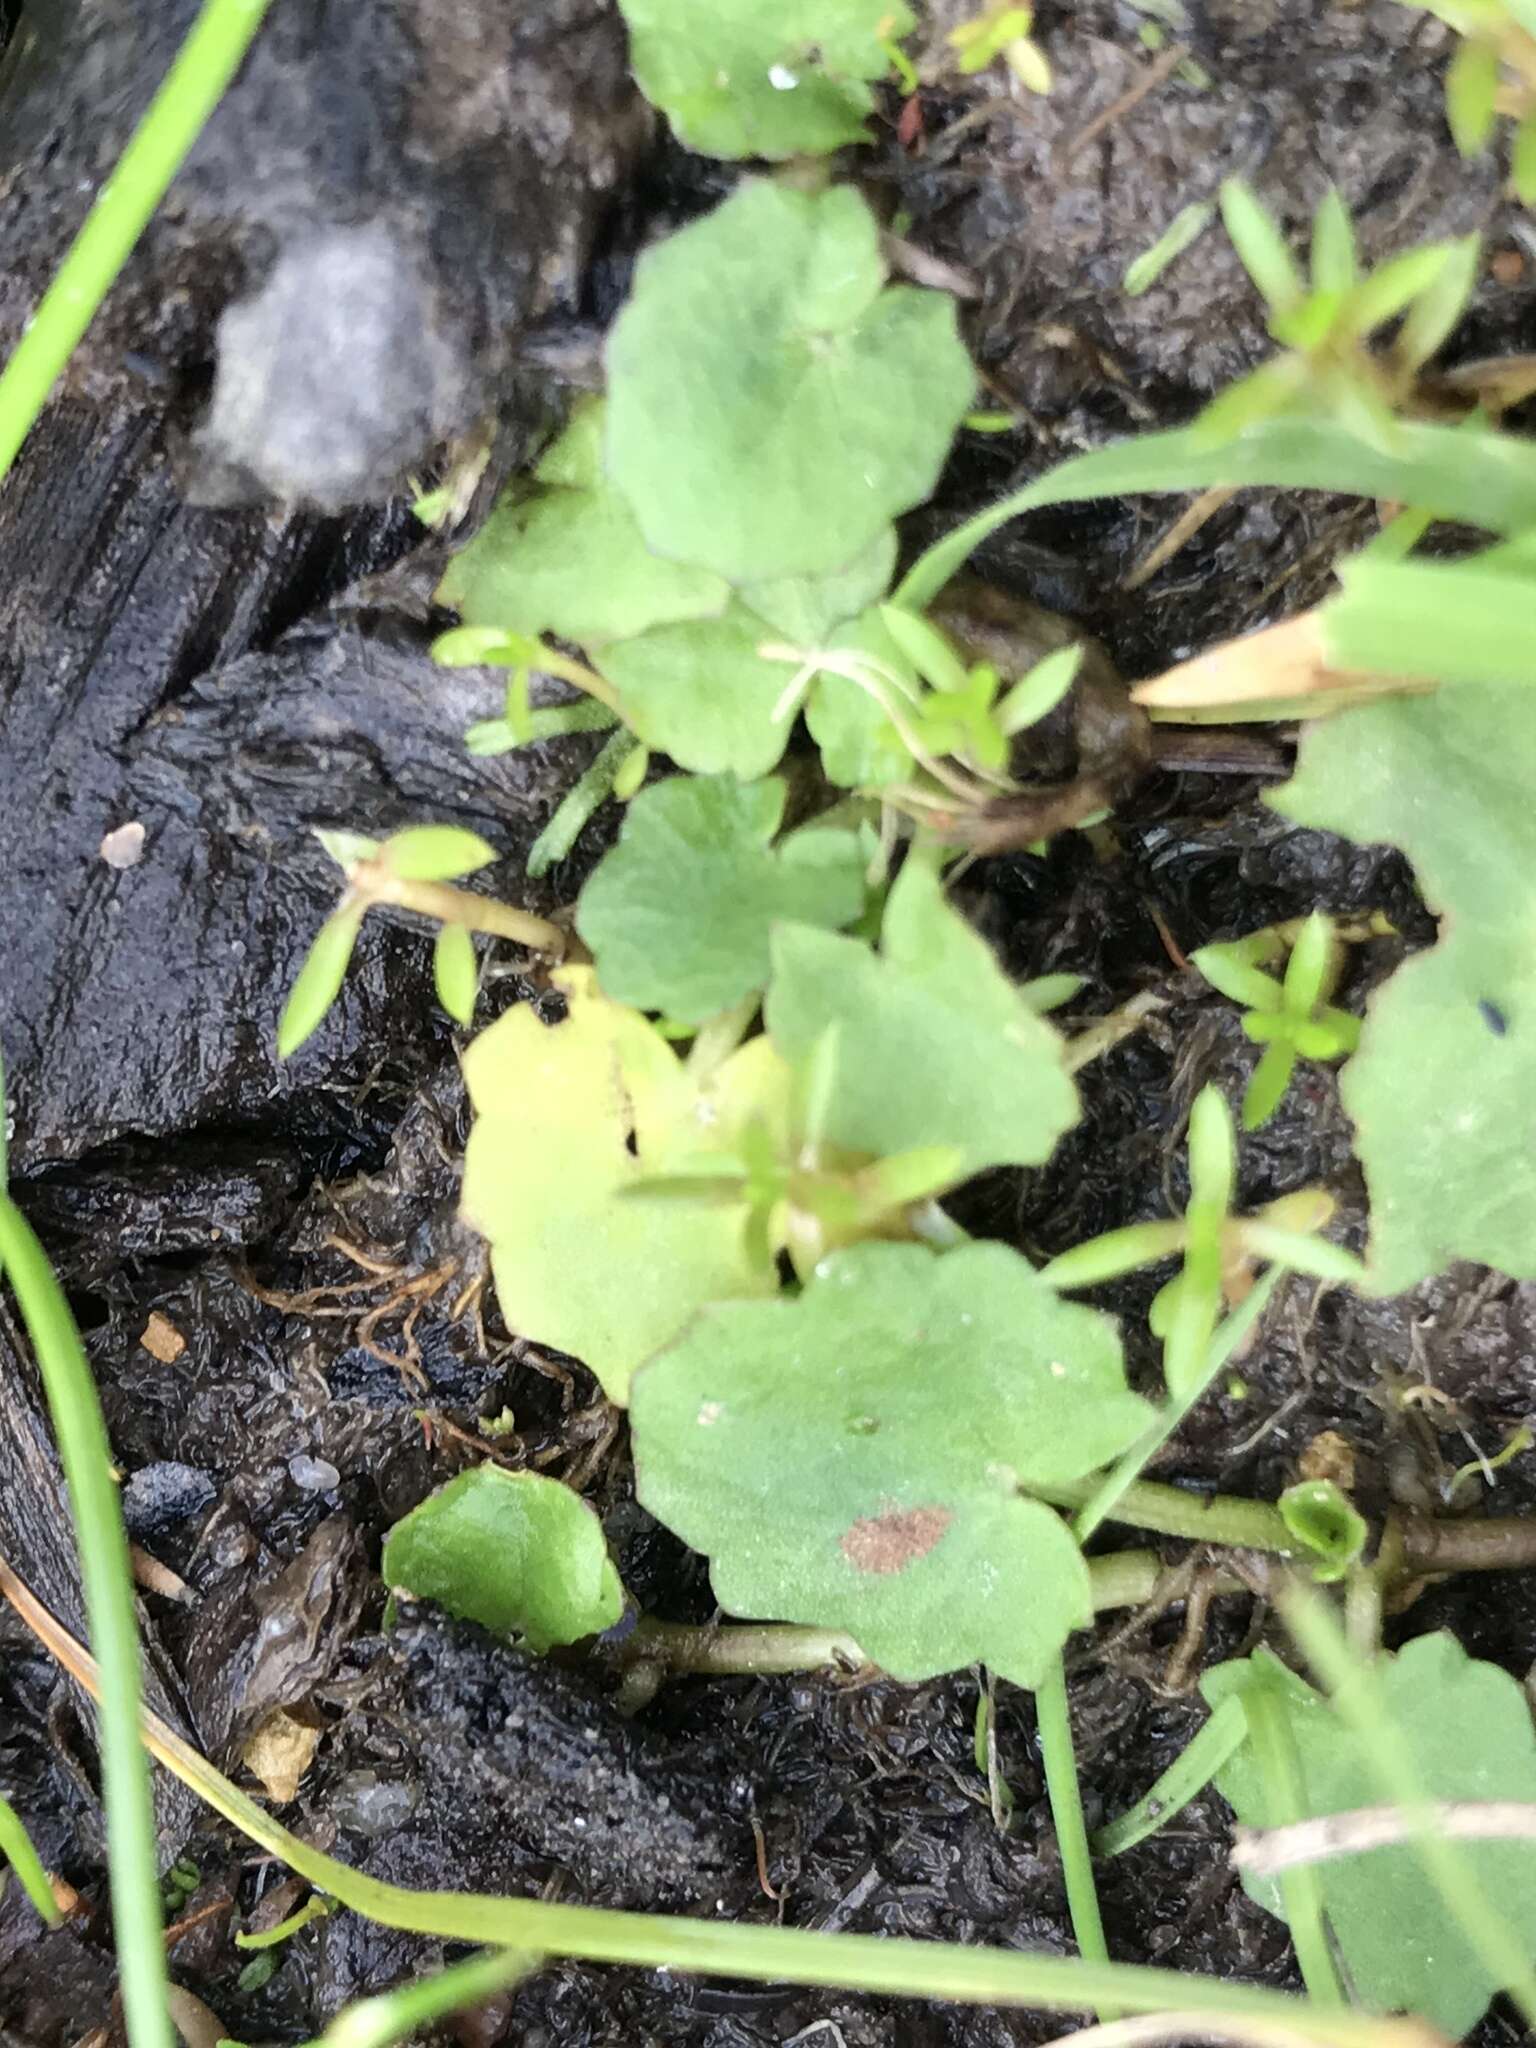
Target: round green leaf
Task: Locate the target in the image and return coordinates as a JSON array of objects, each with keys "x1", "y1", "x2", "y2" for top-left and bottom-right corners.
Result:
[
  {"x1": 596, "y1": 601, "x2": 797, "y2": 778},
  {"x1": 383, "y1": 1466, "x2": 623, "y2": 1653},
  {"x1": 766, "y1": 856, "x2": 1080, "y2": 1175},
  {"x1": 435, "y1": 400, "x2": 729, "y2": 647},
  {"x1": 618, "y1": 0, "x2": 915, "y2": 161},
  {"x1": 631, "y1": 1240, "x2": 1151, "y2": 1687},
  {"x1": 461, "y1": 968, "x2": 781, "y2": 1401},
  {"x1": 1204, "y1": 1634, "x2": 1536, "y2": 2038},
  {"x1": 577, "y1": 774, "x2": 866, "y2": 1023},
  {"x1": 605, "y1": 182, "x2": 975, "y2": 583}
]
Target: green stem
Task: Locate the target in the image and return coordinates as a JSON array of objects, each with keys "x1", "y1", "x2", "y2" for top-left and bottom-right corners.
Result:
[
  {"x1": 363, "y1": 872, "x2": 564, "y2": 956},
  {"x1": 1038, "y1": 1472, "x2": 1296, "y2": 1554},
  {"x1": 300, "y1": 1946, "x2": 540, "y2": 2048},
  {"x1": 623, "y1": 1617, "x2": 865, "y2": 1676},
  {"x1": 617, "y1": 1557, "x2": 1202, "y2": 1682},
  {"x1": 0, "y1": 1105, "x2": 171, "y2": 2046},
  {"x1": 0, "y1": 0, "x2": 274, "y2": 482},
  {"x1": 1282, "y1": 1583, "x2": 1536, "y2": 2029},
  {"x1": 0, "y1": 1792, "x2": 62, "y2": 1927},
  {"x1": 1243, "y1": 1679, "x2": 1345, "y2": 2006},
  {"x1": 1035, "y1": 1657, "x2": 1117, "y2": 2022},
  {"x1": 235, "y1": 1890, "x2": 333, "y2": 1950},
  {"x1": 1073, "y1": 1268, "x2": 1285, "y2": 1545}
]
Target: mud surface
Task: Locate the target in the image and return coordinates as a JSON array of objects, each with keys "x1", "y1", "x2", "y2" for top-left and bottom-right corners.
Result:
[{"x1": 3, "y1": 4, "x2": 1536, "y2": 2044}]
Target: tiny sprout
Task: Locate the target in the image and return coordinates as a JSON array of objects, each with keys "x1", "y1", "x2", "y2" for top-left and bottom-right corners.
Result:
[
  {"x1": 1040, "y1": 1083, "x2": 1364, "y2": 1397},
  {"x1": 1192, "y1": 912, "x2": 1362, "y2": 1130},
  {"x1": 1278, "y1": 1478, "x2": 1368, "y2": 1582},
  {"x1": 1400, "y1": 0, "x2": 1536, "y2": 204},
  {"x1": 1202, "y1": 181, "x2": 1480, "y2": 442},
  {"x1": 277, "y1": 824, "x2": 563, "y2": 1059},
  {"x1": 948, "y1": 1, "x2": 1053, "y2": 91}
]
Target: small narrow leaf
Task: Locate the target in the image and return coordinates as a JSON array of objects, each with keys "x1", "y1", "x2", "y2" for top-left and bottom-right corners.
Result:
[
  {"x1": 1039, "y1": 1220, "x2": 1187, "y2": 1290},
  {"x1": 433, "y1": 925, "x2": 479, "y2": 1026},
  {"x1": 1394, "y1": 232, "x2": 1479, "y2": 373},
  {"x1": 277, "y1": 903, "x2": 365, "y2": 1059},
  {"x1": 1445, "y1": 34, "x2": 1499, "y2": 156},
  {"x1": 1191, "y1": 942, "x2": 1287, "y2": 1013},
  {"x1": 1309, "y1": 187, "x2": 1357, "y2": 295},
  {"x1": 995, "y1": 644, "x2": 1083, "y2": 734},
  {"x1": 1219, "y1": 179, "x2": 1302, "y2": 312},
  {"x1": 1342, "y1": 243, "x2": 1457, "y2": 342},
  {"x1": 878, "y1": 604, "x2": 971, "y2": 694},
  {"x1": 384, "y1": 825, "x2": 499, "y2": 883}
]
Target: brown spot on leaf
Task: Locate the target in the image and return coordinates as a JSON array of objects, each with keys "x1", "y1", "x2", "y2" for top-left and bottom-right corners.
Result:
[{"x1": 840, "y1": 1504, "x2": 952, "y2": 1576}]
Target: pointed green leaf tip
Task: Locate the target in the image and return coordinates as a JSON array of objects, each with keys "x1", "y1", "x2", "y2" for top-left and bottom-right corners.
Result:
[
  {"x1": 577, "y1": 774, "x2": 866, "y2": 1024},
  {"x1": 631, "y1": 1240, "x2": 1151, "y2": 1687},
  {"x1": 383, "y1": 1466, "x2": 623, "y2": 1653},
  {"x1": 605, "y1": 181, "x2": 975, "y2": 583},
  {"x1": 766, "y1": 854, "x2": 1079, "y2": 1176},
  {"x1": 617, "y1": 0, "x2": 916, "y2": 162},
  {"x1": 1274, "y1": 680, "x2": 1536, "y2": 1290},
  {"x1": 277, "y1": 902, "x2": 364, "y2": 1059},
  {"x1": 1203, "y1": 1634, "x2": 1536, "y2": 2037}
]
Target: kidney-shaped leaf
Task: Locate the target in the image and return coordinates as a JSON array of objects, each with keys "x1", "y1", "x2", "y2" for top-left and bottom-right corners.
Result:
[
  {"x1": 436, "y1": 400, "x2": 729, "y2": 647},
  {"x1": 605, "y1": 182, "x2": 974, "y2": 583},
  {"x1": 618, "y1": 0, "x2": 915, "y2": 161},
  {"x1": 383, "y1": 1466, "x2": 623, "y2": 1653},
  {"x1": 577, "y1": 774, "x2": 866, "y2": 1023},
  {"x1": 632, "y1": 1240, "x2": 1150, "y2": 1687},
  {"x1": 1203, "y1": 1632, "x2": 1536, "y2": 2038},
  {"x1": 1274, "y1": 681, "x2": 1536, "y2": 1291},
  {"x1": 596, "y1": 600, "x2": 798, "y2": 779},
  {"x1": 766, "y1": 857, "x2": 1080, "y2": 1175},
  {"x1": 460, "y1": 968, "x2": 779, "y2": 1400}
]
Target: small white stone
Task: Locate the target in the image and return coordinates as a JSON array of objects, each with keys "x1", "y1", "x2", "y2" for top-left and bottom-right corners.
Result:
[{"x1": 99, "y1": 821, "x2": 146, "y2": 869}]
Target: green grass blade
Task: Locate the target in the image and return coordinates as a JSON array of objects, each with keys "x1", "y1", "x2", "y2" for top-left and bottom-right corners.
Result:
[
  {"x1": 0, "y1": 0, "x2": 274, "y2": 482},
  {"x1": 896, "y1": 413, "x2": 1536, "y2": 613},
  {"x1": 1094, "y1": 1694, "x2": 1251, "y2": 1857},
  {"x1": 0, "y1": 1791, "x2": 63, "y2": 1926},
  {"x1": 1034, "y1": 1657, "x2": 1117, "y2": 2021},
  {"x1": 0, "y1": 1070, "x2": 171, "y2": 2047},
  {"x1": 0, "y1": 1581, "x2": 1431, "y2": 2048},
  {"x1": 299, "y1": 1947, "x2": 541, "y2": 2048},
  {"x1": 1243, "y1": 1673, "x2": 1347, "y2": 2006}
]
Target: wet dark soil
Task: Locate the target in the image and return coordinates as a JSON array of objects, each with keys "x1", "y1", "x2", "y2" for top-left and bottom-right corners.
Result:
[{"x1": 3, "y1": 4, "x2": 1536, "y2": 2045}]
